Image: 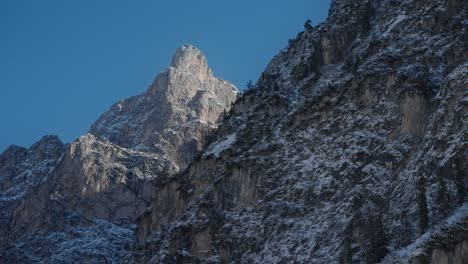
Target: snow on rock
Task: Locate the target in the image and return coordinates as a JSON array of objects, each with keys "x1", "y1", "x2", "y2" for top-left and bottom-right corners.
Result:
[
  {"x1": 130, "y1": 0, "x2": 468, "y2": 263},
  {"x1": 0, "y1": 46, "x2": 238, "y2": 263},
  {"x1": 2, "y1": 0, "x2": 468, "y2": 263},
  {"x1": 204, "y1": 133, "x2": 237, "y2": 157},
  {"x1": 89, "y1": 45, "x2": 239, "y2": 170}
]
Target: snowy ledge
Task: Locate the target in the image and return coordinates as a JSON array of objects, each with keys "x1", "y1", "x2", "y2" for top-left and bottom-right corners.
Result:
[{"x1": 204, "y1": 132, "x2": 237, "y2": 157}]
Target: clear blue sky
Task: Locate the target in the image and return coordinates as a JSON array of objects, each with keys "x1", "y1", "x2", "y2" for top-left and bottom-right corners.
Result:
[{"x1": 0, "y1": 0, "x2": 331, "y2": 151}]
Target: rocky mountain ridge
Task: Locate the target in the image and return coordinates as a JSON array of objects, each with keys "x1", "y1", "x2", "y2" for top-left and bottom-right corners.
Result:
[
  {"x1": 128, "y1": 0, "x2": 467, "y2": 263},
  {"x1": 0, "y1": 45, "x2": 238, "y2": 263},
  {"x1": 1, "y1": 0, "x2": 467, "y2": 263}
]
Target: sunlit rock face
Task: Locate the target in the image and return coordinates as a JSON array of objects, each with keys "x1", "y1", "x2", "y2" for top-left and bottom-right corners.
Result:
[
  {"x1": 90, "y1": 44, "x2": 239, "y2": 170},
  {"x1": 129, "y1": 0, "x2": 468, "y2": 263},
  {"x1": 0, "y1": 45, "x2": 238, "y2": 263}
]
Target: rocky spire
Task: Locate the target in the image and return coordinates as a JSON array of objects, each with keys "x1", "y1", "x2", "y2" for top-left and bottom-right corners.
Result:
[
  {"x1": 170, "y1": 45, "x2": 212, "y2": 81},
  {"x1": 89, "y1": 44, "x2": 238, "y2": 168}
]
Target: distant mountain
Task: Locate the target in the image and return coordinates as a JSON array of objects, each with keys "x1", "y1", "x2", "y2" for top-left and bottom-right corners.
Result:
[{"x1": 0, "y1": 45, "x2": 238, "y2": 263}]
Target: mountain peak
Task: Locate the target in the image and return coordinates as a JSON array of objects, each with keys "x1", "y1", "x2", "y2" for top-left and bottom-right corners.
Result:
[
  {"x1": 170, "y1": 45, "x2": 212, "y2": 79},
  {"x1": 89, "y1": 43, "x2": 238, "y2": 163}
]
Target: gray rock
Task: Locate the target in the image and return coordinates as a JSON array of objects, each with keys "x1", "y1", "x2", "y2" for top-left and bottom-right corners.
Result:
[
  {"x1": 0, "y1": 45, "x2": 238, "y2": 263},
  {"x1": 129, "y1": 0, "x2": 468, "y2": 263},
  {"x1": 2, "y1": 0, "x2": 467, "y2": 263},
  {"x1": 90, "y1": 44, "x2": 238, "y2": 170}
]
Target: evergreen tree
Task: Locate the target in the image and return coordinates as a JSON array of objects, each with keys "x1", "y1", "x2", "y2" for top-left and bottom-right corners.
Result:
[
  {"x1": 246, "y1": 80, "x2": 254, "y2": 90},
  {"x1": 304, "y1": 19, "x2": 313, "y2": 31}
]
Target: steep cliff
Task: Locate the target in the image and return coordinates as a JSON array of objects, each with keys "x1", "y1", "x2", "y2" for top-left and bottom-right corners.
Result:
[
  {"x1": 1, "y1": 0, "x2": 466, "y2": 263},
  {"x1": 0, "y1": 45, "x2": 238, "y2": 263},
  {"x1": 130, "y1": 0, "x2": 467, "y2": 263},
  {"x1": 90, "y1": 45, "x2": 238, "y2": 170}
]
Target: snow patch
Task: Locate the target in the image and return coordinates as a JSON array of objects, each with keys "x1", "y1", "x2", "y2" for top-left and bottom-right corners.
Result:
[
  {"x1": 383, "y1": 15, "x2": 408, "y2": 37},
  {"x1": 205, "y1": 133, "x2": 237, "y2": 157}
]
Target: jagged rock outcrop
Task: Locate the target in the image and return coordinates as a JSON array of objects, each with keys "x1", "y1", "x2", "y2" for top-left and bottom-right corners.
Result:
[
  {"x1": 90, "y1": 45, "x2": 238, "y2": 170},
  {"x1": 0, "y1": 136, "x2": 65, "y2": 248},
  {"x1": 0, "y1": 45, "x2": 238, "y2": 263},
  {"x1": 129, "y1": 0, "x2": 468, "y2": 263}
]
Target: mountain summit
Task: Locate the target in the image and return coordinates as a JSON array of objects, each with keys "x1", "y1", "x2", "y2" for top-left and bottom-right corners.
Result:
[
  {"x1": 90, "y1": 45, "x2": 238, "y2": 169},
  {"x1": 170, "y1": 45, "x2": 213, "y2": 80}
]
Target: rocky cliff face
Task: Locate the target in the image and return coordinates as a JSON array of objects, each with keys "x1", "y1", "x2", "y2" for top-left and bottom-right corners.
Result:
[
  {"x1": 1, "y1": 1, "x2": 467, "y2": 263},
  {"x1": 128, "y1": 0, "x2": 467, "y2": 263},
  {"x1": 0, "y1": 45, "x2": 238, "y2": 263},
  {"x1": 90, "y1": 45, "x2": 238, "y2": 170}
]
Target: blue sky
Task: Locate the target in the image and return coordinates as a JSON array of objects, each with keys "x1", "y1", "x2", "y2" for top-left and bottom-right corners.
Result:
[{"x1": 0, "y1": 0, "x2": 331, "y2": 151}]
